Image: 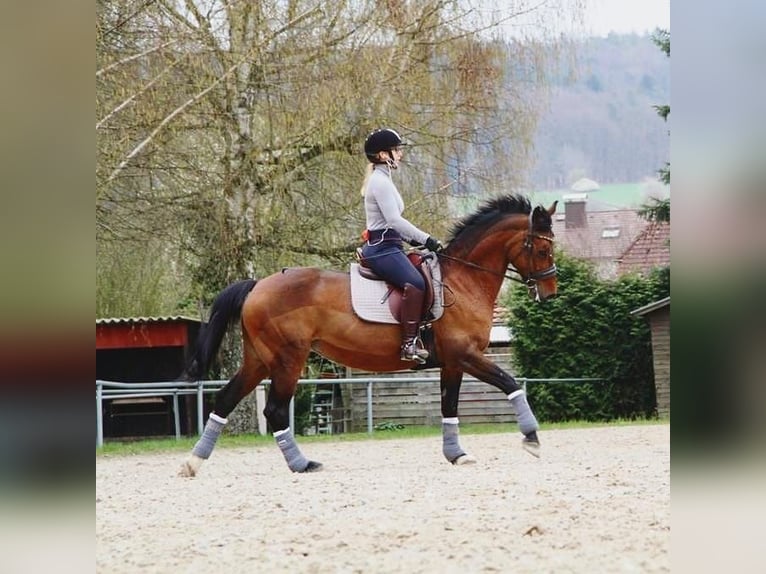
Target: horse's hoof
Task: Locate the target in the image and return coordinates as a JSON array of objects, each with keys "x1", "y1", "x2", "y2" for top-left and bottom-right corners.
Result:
[
  {"x1": 452, "y1": 454, "x2": 477, "y2": 466},
  {"x1": 522, "y1": 438, "x2": 541, "y2": 458},
  {"x1": 178, "y1": 461, "x2": 197, "y2": 477},
  {"x1": 178, "y1": 455, "x2": 203, "y2": 477},
  {"x1": 299, "y1": 460, "x2": 323, "y2": 473}
]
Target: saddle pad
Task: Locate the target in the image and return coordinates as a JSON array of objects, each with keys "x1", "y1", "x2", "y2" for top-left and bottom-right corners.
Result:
[
  {"x1": 349, "y1": 263, "x2": 398, "y2": 324},
  {"x1": 349, "y1": 256, "x2": 444, "y2": 325}
]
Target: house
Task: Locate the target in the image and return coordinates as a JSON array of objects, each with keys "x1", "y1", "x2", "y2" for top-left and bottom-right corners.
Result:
[
  {"x1": 617, "y1": 221, "x2": 670, "y2": 276},
  {"x1": 552, "y1": 193, "x2": 650, "y2": 279},
  {"x1": 630, "y1": 297, "x2": 670, "y2": 417}
]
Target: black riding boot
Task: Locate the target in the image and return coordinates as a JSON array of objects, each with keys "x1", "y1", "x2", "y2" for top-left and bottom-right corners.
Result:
[{"x1": 400, "y1": 283, "x2": 429, "y2": 363}]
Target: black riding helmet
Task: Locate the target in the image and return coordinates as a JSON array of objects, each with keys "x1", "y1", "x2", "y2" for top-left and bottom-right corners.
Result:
[{"x1": 364, "y1": 128, "x2": 406, "y2": 162}]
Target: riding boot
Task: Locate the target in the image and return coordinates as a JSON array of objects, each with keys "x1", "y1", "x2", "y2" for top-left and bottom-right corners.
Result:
[{"x1": 400, "y1": 283, "x2": 429, "y2": 363}]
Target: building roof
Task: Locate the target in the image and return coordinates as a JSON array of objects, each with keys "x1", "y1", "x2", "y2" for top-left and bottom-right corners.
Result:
[
  {"x1": 96, "y1": 315, "x2": 200, "y2": 325},
  {"x1": 617, "y1": 222, "x2": 670, "y2": 276},
  {"x1": 553, "y1": 209, "x2": 649, "y2": 279},
  {"x1": 571, "y1": 178, "x2": 600, "y2": 192},
  {"x1": 96, "y1": 316, "x2": 202, "y2": 350},
  {"x1": 630, "y1": 297, "x2": 670, "y2": 316}
]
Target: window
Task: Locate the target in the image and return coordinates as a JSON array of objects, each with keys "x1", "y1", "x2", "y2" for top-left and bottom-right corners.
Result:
[{"x1": 602, "y1": 227, "x2": 620, "y2": 238}]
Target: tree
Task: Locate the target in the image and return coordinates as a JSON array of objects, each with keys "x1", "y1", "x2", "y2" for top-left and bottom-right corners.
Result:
[
  {"x1": 506, "y1": 253, "x2": 669, "y2": 421},
  {"x1": 640, "y1": 28, "x2": 670, "y2": 223},
  {"x1": 97, "y1": 0, "x2": 585, "y2": 315}
]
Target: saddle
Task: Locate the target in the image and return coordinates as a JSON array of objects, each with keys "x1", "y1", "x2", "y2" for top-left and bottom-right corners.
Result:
[{"x1": 349, "y1": 249, "x2": 444, "y2": 325}]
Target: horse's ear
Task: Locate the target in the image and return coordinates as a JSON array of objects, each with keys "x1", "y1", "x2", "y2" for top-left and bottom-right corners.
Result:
[
  {"x1": 547, "y1": 200, "x2": 558, "y2": 216},
  {"x1": 532, "y1": 204, "x2": 552, "y2": 227}
]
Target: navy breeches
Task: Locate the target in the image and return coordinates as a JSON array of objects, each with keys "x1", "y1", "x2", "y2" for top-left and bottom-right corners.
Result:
[{"x1": 361, "y1": 242, "x2": 425, "y2": 291}]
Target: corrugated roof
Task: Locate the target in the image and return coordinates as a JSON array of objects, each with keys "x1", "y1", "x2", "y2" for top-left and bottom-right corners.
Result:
[{"x1": 96, "y1": 316, "x2": 201, "y2": 325}]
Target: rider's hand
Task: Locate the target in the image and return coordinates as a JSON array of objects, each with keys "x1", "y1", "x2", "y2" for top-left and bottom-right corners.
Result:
[{"x1": 424, "y1": 236, "x2": 444, "y2": 252}]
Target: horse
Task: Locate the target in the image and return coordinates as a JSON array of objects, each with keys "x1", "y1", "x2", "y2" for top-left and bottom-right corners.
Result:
[{"x1": 179, "y1": 194, "x2": 558, "y2": 476}]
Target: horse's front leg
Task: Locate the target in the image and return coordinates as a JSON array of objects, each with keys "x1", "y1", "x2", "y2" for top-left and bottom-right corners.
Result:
[
  {"x1": 440, "y1": 368, "x2": 476, "y2": 465},
  {"x1": 459, "y1": 353, "x2": 541, "y2": 457}
]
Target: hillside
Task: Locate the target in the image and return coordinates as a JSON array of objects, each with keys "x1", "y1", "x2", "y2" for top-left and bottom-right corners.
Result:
[{"x1": 528, "y1": 33, "x2": 670, "y2": 193}]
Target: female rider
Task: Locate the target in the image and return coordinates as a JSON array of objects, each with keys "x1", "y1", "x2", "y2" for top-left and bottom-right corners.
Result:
[{"x1": 360, "y1": 128, "x2": 443, "y2": 363}]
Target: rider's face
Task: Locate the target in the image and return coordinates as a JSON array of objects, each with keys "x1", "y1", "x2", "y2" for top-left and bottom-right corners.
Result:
[{"x1": 386, "y1": 147, "x2": 403, "y2": 166}]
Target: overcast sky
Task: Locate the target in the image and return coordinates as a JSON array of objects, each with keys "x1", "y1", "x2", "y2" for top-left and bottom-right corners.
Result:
[{"x1": 583, "y1": 0, "x2": 669, "y2": 36}]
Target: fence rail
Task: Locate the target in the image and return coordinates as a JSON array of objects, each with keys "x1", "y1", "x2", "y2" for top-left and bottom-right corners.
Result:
[{"x1": 96, "y1": 377, "x2": 603, "y2": 447}]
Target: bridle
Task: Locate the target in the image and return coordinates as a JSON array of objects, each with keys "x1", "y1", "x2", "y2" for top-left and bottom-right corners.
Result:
[{"x1": 436, "y1": 213, "x2": 557, "y2": 301}]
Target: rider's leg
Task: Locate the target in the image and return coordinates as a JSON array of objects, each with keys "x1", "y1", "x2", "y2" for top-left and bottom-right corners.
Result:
[
  {"x1": 361, "y1": 243, "x2": 428, "y2": 363},
  {"x1": 400, "y1": 283, "x2": 429, "y2": 363}
]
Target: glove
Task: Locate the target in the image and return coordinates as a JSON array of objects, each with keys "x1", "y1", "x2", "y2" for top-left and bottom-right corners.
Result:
[{"x1": 424, "y1": 236, "x2": 444, "y2": 252}]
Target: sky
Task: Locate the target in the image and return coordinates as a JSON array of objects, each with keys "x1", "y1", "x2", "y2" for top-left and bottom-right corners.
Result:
[
  {"x1": 583, "y1": 0, "x2": 670, "y2": 36},
  {"x1": 491, "y1": 0, "x2": 670, "y2": 40}
]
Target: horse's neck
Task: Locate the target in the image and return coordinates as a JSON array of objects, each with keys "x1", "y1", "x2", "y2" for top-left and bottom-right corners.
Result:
[
  {"x1": 446, "y1": 227, "x2": 525, "y2": 303},
  {"x1": 444, "y1": 246, "x2": 507, "y2": 306}
]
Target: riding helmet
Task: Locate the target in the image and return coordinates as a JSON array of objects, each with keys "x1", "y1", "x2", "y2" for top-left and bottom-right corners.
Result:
[{"x1": 364, "y1": 128, "x2": 406, "y2": 161}]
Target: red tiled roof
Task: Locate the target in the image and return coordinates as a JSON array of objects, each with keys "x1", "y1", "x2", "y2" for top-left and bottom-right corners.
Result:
[
  {"x1": 553, "y1": 209, "x2": 649, "y2": 279},
  {"x1": 617, "y1": 222, "x2": 670, "y2": 276}
]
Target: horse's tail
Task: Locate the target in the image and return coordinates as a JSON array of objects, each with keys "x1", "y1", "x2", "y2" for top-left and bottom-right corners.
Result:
[{"x1": 182, "y1": 279, "x2": 258, "y2": 381}]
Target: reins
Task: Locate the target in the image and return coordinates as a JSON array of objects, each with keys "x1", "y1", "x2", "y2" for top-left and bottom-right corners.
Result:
[
  {"x1": 436, "y1": 232, "x2": 556, "y2": 287},
  {"x1": 436, "y1": 252, "x2": 526, "y2": 283}
]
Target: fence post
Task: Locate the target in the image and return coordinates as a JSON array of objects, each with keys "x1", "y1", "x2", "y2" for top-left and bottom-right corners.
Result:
[
  {"x1": 255, "y1": 385, "x2": 267, "y2": 435},
  {"x1": 366, "y1": 381, "x2": 373, "y2": 434},
  {"x1": 197, "y1": 380, "x2": 204, "y2": 435},
  {"x1": 96, "y1": 380, "x2": 104, "y2": 448},
  {"x1": 172, "y1": 393, "x2": 181, "y2": 440}
]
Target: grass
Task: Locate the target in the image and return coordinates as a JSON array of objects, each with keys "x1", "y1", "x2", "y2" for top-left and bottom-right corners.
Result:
[
  {"x1": 529, "y1": 182, "x2": 669, "y2": 210},
  {"x1": 96, "y1": 418, "x2": 667, "y2": 457}
]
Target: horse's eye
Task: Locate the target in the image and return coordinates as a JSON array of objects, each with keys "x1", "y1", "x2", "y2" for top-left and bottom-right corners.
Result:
[{"x1": 537, "y1": 249, "x2": 548, "y2": 258}]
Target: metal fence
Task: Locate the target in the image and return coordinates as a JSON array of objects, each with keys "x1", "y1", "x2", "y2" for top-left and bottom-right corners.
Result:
[{"x1": 96, "y1": 377, "x2": 603, "y2": 447}]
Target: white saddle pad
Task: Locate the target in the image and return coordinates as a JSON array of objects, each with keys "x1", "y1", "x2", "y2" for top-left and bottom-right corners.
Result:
[{"x1": 349, "y1": 255, "x2": 444, "y2": 325}]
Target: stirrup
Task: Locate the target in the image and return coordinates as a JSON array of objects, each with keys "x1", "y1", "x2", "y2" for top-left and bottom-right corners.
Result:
[{"x1": 401, "y1": 340, "x2": 429, "y2": 364}]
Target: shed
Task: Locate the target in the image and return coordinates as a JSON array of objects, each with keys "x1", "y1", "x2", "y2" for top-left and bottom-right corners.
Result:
[
  {"x1": 631, "y1": 297, "x2": 670, "y2": 417},
  {"x1": 96, "y1": 316, "x2": 202, "y2": 438}
]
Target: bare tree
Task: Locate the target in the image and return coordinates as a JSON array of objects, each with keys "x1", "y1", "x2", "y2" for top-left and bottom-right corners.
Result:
[{"x1": 96, "y1": 0, "x2": 583, "y2": 313}]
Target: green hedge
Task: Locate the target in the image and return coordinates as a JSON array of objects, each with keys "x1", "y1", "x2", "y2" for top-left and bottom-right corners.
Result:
[{"x1": 506, "y1": 254, "x2": 669, "y2": 422}]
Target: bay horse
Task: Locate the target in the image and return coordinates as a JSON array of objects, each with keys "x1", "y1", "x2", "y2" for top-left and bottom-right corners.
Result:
[{"x1": 179, "y1": 194, "x2": 558, "y2": 476}]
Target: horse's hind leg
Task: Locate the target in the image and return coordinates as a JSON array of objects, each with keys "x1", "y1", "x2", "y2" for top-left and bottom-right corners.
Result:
[
  {"x1": 440, "y1": 368, "x2": 476, "y2": 465},
  {"x1": 265, "y1": 372, "x2": 322, "y2": 473},
  {"x1": 179, "y1": 361, "x2": 267, "y2": 477}
]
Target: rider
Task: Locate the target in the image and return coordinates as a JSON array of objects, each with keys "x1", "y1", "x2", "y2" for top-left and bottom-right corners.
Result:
[{"x1": 360, "y1": 128, "x2": 444, "y2": 364}]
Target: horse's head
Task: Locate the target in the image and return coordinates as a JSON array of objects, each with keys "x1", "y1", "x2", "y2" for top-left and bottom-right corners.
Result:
[
  {"x1": 513, "y1": 201, "x2": 558, "y2": 302},
  {"x1": 444, "y1": 195, "x2": 559, "y2": 303}
]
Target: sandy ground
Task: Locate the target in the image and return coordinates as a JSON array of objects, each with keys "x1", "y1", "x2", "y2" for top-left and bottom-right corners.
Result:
[{"x1": 96, "y1": 424, "x2": 669, "y2": 573}]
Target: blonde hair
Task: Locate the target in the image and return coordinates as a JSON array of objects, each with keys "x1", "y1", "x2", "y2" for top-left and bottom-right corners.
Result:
[{"x1": 359, "y1": 162, "x2": 374, "y2": 197}]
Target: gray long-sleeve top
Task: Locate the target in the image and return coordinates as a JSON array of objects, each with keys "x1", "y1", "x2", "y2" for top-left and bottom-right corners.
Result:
[{"x1": 363, "y1": 164, "x2": 429, "y2": 245}]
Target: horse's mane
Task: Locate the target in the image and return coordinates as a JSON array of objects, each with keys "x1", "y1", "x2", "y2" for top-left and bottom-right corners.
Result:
[{"x1": 447, "y1": 194, "x2": 540, "y2": 250}]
